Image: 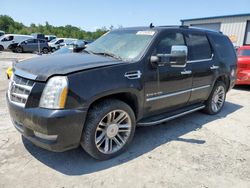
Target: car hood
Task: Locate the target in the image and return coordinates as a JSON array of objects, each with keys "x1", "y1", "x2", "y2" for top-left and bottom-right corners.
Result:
[{"x1": 14, "y1": 53, "x2": 124, "y2": 81}]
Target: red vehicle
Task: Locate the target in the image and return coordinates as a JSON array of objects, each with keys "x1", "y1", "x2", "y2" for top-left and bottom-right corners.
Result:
[{"x1": 236, "y1": 46, "x2": 250, "y2": 85}]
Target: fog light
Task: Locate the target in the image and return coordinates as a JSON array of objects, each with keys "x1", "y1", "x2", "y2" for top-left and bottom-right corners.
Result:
[{"x1": 34, "y1": 131, "x2": 58, "y2": 141}]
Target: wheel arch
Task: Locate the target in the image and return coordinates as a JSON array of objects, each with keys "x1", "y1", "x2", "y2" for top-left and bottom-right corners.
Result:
[
  {"x1": 87, "y1": 91, "x2": 141, "y2": 120},
  {"x1": 214, "y1": 74, "x2": 230, "y2": 92}
]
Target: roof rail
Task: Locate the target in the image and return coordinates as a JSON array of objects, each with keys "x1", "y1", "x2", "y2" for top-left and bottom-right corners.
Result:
[{"x1": 158, "y1": 25, "x2": 189, "y2": 28}]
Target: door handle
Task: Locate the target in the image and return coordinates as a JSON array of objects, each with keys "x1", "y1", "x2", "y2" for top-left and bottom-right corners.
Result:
[
  {"x1": 181, "y1": 70, "x2": 192, "y2": 75},
  {"x1": 210, "y1": 65, "x2": 219, "y2": 70}
]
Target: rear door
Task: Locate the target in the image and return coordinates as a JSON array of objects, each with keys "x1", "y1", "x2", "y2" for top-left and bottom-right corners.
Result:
[{"x1": 184, "y1": 30, "x2": 215, "y2": 104}]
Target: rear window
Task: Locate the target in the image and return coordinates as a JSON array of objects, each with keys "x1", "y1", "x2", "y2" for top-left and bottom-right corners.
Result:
[
  {"x1": 238, "y1": 49, "x2": 250, "y2": 56},
  {"x1": 208, "y1": 33, "x2": 236, "y2": 63},
  {"x1": 185, "y1": 33, "x2": 212, "y2": 61}
]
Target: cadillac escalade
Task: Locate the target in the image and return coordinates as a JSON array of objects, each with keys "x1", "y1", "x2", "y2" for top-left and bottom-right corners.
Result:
[{"x1": 7, "y1": 26, "x2": 237, "y2": 160}]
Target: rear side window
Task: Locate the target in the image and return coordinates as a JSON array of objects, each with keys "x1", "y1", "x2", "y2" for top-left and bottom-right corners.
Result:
[
  {"x1": 185, "y1": 33, "x2": 212, "y2": 60},
  {"x1": 208, "y1": 33, "x2": 236, "y2": 63}
]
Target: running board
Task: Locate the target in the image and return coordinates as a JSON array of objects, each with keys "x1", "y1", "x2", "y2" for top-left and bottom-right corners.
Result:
[{"x1": 137, "y1": 105, "x2": 205, "y2": 126}]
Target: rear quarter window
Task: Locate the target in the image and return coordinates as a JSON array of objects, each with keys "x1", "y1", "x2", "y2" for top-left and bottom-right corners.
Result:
[
  {"x1": 185, "y1": 33, "x2": 212, "y2": 61},
  {"x1": 208, "y1": 33, "x2": 236, "y2": 64}
]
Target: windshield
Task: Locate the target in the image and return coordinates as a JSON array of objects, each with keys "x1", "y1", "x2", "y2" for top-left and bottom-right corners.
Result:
[
  {"x1": 49, "y1": 38, "x2": 58, "y2": 43},
  {"x1": 85, "y1": 29, "x2": 156, "y2": 61},
  {"x1": 239, "y1": 49, "x2": 250, "y2": 57}
]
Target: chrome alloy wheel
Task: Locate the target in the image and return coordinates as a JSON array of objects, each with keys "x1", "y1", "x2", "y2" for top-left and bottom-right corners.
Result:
[
  {"x1": 211, "y1": 85, "x2": 225, "y2": 113},
  {"x1": 95, "y1": 110, "x2": 132, "y2": 154}
]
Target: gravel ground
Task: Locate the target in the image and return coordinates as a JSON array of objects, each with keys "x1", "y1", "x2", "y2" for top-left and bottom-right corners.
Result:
[{"x1": 0, "y1": 53, "x2": 250, "y2": 188}]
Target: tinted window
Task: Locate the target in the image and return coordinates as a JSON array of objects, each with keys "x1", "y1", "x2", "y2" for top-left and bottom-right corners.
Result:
[
  {"x1": 156, "y1": 32, "x2": 185, "y2": 54},
  {"x1": 238, "y1": 49, "x2": 250, "y2": 56},
  {"x1": 26, "y1": 39, "x2": 36, "y2": 44},
  {"x1": 185, "y1": 33, "x2": 212, "y2": 60},
  {"x1": 38, "y1": 39, "x2": 46, "y2": 43},
  {"x1": 208, "y1": 33, "x2": 236, "y2": 63},
  {"x1": 2, "y1": 36, "x2": 14, "y2": 42},
  {"x1": 55, "y1": 39, "x2": 64, "y2": 44}
]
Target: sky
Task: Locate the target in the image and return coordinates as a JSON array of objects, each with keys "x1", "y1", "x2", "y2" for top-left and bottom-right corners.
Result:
[{"x1": 1, "y1": 0, "x2": 250, "y2": 31}]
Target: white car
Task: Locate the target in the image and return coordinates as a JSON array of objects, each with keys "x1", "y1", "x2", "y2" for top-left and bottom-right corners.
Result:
[
  {"x1": 0, "y1": 34, "x2": 34, "y2": 51},
  {"x1": 48, "y1": 38, "x2": 77, "y2": 51},
  {"x1": 45, "y1": 35, "x2": 56, "y2": 42}
]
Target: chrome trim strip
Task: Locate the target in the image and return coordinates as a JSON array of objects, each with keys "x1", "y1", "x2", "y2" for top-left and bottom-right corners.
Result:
[
  {"x1": 13, "y1": 83, "x2": 33, "y2": 91},
  {"x1": 191, "y1": 85, "x2": 211, "y2": 91},
  {"x1": 7, "y1": 95, "x2": 25, "y2": 108},
  {"x1": 147, "y1": 89, "x2": 191, "y2": 102},
  {"x1": 124, "y1": 70, "x2": 142, "y2": 80},
  {"x1": 138, "y1": 105, "x2": 206, "y2": 126},
  {"x1": 146, "y1": 85, "x2": 211, "y2": 102},
  {"x1": 14, "y1": 69, "x2": 37, "y2": 80},
  {"x1": 187, "y1": 58, "x2": 212, "y2": 64},
  {"x1": 11, "y1": 93, "x2": 28, "y2": 100},
  {"x1": 14, "y1": 123, "x2": 24, "y2": 133}
]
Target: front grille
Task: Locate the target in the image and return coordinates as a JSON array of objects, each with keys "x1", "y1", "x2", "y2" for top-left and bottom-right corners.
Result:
[{"x1": 8, "y1": 75, "x2": 35, "y2": 107}]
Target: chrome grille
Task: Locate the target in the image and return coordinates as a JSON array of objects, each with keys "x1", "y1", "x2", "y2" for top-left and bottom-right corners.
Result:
[{"x1": 8, "y1": 75, "x2": 35, "y2": 107}]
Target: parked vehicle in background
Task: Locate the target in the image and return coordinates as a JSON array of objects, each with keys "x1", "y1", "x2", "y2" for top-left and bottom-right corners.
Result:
[
  {"x1": 48, "y1": 38, "x2": 77, "y2": 51},
  {"x1": 0, "y1": 34, "x2": 33, "y2": 51},
  {"x1": 15, "y1": 38, "x2": 49, "y2": 54},
  {"x1": 236, "y1": 46, "x2": 250, "y2": 85},
  {"x1": 7, "y1": 26, "x2": 237, "y2": 160},
  {"x1": 45, "y1": 35, "x2": 56, "y2": 42},
  {"x1": 0, "y1": 30, "x2": 5, "y2": 37},
  {"x1": 32, "y1": 33, "x2": 45, "y2": 40}
]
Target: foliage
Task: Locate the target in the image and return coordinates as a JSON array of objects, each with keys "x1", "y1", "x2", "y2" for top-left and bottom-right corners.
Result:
[{"x1": 0, "y1": 15, "x2": 109, "y2": 40}]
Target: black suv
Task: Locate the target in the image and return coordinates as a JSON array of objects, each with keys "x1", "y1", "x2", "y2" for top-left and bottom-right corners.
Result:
[{"x1": 7, "y1": 26, "x2": 237, "y2": 160}]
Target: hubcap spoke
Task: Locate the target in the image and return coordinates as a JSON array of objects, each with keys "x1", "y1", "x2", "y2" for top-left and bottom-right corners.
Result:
[
  {"x1": 104, "y1": 137, "x2": 109, "y2": 152},
  {"x1": 96, "y1": 132, "x2": 106, "y2": 147},
  {"x1": 113, "y1": 112, "x2": 127, "y2": 124}
]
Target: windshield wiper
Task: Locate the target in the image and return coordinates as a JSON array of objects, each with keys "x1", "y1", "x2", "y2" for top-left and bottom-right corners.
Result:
[{"x1": 92, "y1": 52, "x2": 123, "y2": 61}]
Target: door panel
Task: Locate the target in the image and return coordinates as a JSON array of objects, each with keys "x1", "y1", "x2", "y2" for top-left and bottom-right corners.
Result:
[
  {"x1": 144, "y1": 31, "x2": 192, "y2": 117},
  {"x1": 184, "y1": 31, "x2": 215, "y2": 104}
]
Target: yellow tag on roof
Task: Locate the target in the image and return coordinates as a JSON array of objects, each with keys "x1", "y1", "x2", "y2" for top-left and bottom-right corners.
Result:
[{"x1": 136, "y1": 31, "x2": 155, "y2": 36}]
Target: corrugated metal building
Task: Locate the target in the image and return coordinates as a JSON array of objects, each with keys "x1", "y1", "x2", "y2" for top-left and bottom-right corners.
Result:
[{"x1": 181, "y1": 13, "x2": 250, "y2": 47}]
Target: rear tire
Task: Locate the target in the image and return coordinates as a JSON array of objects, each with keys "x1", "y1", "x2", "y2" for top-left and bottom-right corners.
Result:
[
  {"x1": 42, "y1": 47, "x2": 49, "y2": 54},
  {"x1": 0, "y1": 45, "x2": 4, "y2": 51},
  {"x1": 203, "y1": 81, "x2": 226, "y2": 115},
  {"x1": 81, "y1": 99, "x2": 136, "y2": 160}
]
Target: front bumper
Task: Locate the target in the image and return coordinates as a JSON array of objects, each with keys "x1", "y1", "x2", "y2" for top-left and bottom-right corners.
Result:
[
  {"x1": 7, "y1": 97, "x2": 87, "y2": 152},
  {"x1": 236, "y1": 70, "x2": 250, "y2": 85}
]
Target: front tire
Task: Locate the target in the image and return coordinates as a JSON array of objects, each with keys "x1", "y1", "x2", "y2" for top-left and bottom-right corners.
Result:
[
  {"x1": 81, "y1": 99, "x2": 136, "y2": 160},
  {"x1": 203, "y1": 81, "x2": 226, "y2": 115},
  {"x1": 15, "y1": 46, "x2": 23, "y2": 53}
]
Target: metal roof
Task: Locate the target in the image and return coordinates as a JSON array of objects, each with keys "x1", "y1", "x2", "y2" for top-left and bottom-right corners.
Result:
[{"x1": 181, "y1": 13, "x2": 250, "y2": 23}]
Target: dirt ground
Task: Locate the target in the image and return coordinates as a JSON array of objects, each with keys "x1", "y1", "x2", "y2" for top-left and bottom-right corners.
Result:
[{"x1": 0, "y1": 52, "x2": 250, "y2": 188}]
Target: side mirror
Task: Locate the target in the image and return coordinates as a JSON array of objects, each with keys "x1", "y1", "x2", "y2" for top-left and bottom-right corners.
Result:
[
  {"x1": 169, "y1": 45, "x2": 188, "y2": 67},
  {"x1": 150, "y1": 55, "x2": 160, "y2": 64},
  {"x1": 151, "y1": 45, "x2": 188, "y2": 68}
]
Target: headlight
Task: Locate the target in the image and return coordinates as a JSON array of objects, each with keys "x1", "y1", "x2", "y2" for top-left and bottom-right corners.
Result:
[{"x1": 39, "y1": 76, "x2": 68, "y2": 109}]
